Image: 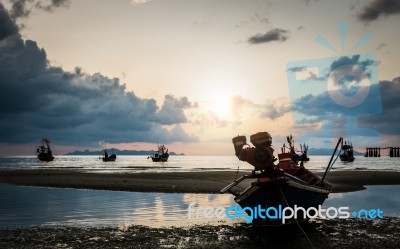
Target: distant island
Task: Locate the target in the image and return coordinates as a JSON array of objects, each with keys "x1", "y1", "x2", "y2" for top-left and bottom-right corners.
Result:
[{"x1": 66, "y1": 148, "x2": 179, "y2": 156}]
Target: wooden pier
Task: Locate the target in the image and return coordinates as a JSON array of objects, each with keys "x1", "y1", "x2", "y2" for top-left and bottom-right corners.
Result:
[{"x1": 364, "y1": 147, "x2": 400, "y2": 157}]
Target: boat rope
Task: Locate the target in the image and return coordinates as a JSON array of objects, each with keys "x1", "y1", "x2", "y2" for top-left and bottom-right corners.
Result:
[
  {"x1": 234, "y1": 160, "x2": 241, "y2": 181},
  {"x1": 278, "y1": 187, "x2": 316, "y2": 249},
  {"x1": 331, "y1": 148, "x2": 342, "y2": 166}
]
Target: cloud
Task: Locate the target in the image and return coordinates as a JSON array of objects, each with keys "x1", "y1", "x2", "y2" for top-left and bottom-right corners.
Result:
[
  {"x1": 191, "y1": 112, "x2": 229, "y2": 129},
  {"x1": 0, "y1": 3, "x2": 198, "y2": 145},
  {"x1": 231, "y1": 95, "x2": 290, "y2": 121},
  {"x1": 329, "y1": 55, "x2": 376, "y2": 75},
  {"x1": 260, "y1": 101, "x2": 291, "y2": 120},
  {"x1": 9, "y1": 0, "x2": 70, "y2": 20},
  {"x1": 248, "y1": 28, "x2": 289, "y2": 44},
  {"x1": 131, "y1": 0, "x2": 152, "y2": 6},
  {"x1": 154, "y1": 95, "x2": 198, "y2": 125},
  {"x1": 0, "y1": 3, "x2": 19, "y2": 39},
  {"x1": 358, "y1": 0, "x2": 400, "y2": 22},
  {"x1": 289, "y1": 76, "x2": 400, "y2": 140},
  {"x1": 359, "y1": 77, "x2": 400, "y2": 135},
  {"x1": 376, "y1": 43, "x2": 387, "y2": 50}
]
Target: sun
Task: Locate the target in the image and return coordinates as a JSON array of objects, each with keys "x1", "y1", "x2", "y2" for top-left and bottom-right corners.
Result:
[
  {"x1": 195, "y1": 77, "x2": 237, "y2": 118},
  {"x1": 210, "y1": 99, "x2": 231, "y2": 116},
  {"x1": 202, "y1": 94, "x2": 232, "y2": 117}
]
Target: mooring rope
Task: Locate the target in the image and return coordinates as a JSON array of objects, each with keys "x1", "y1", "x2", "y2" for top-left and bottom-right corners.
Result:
[
  {"x1": 278, "y1": 186, "x2": 315, "y2": 249},
  {"x1": 234, "y1": 160, "x2": 241, "y2": 181}
]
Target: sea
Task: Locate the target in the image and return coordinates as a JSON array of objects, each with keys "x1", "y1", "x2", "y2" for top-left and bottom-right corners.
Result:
[
  {"x1": 0, "y1": 155, "x2": 399, "y2": 227},
  {"x1": 0, "y1": 155, "x2": 399, "y2": 173}
]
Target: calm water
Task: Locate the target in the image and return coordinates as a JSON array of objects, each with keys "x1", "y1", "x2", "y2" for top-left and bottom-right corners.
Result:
[
  {"x1": 0, "y1": 155, "x2": 398, "y2": 227},
  {"x1": 0, "y1": 155, "x2": 399, "y2": 173},
  {"x1": 0, "y1": 184, "x2": 399, "y2": 227}
]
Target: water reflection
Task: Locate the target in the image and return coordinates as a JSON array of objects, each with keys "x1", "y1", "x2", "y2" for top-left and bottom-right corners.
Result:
[
  {"x1": 0, "y1": 184, "x2": 238, "y2": 227},
  {"x1": 0, "y1": 184, "x2": 398, "y2": 227},
  {"x1": 325, "y1": 186, "x2": 400, "y2": 217}
]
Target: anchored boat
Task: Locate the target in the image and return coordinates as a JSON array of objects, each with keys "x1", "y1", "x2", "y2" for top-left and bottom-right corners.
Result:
[
  {"x1": 102, "y1": 149, "x2": 117, "y2": 162},
  {"x1": 149, "y1": 144, "x2": 169, "y2": 162},
  {"x1": 340, "y1": 141, "x2": 355, "y2": 162},
  {"x1": 220, "y1": 132, "x2": 340, "y2": 225},
  {"x1": 36, "y1": 138, "x2": 54, "y2": 162}
]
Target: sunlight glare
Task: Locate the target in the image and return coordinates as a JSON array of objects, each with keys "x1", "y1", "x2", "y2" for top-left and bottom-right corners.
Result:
[{"x1": 203, "y1": 93, "x2": 231, "y2": 117}]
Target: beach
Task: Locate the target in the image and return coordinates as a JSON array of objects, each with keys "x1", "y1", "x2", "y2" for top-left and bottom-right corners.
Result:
[
  {"x1": 0, "y1": 218, "x2": 399, "y2": 248},
  {"x1": 1, "y1": 169, "x2": 400, "y2": 248},
  {"x1": 1, "y1": 169, "x2": 400, "y2": 193}
]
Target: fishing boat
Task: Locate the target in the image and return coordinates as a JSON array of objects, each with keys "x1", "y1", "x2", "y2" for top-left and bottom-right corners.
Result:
[
  {"x1": 340, "y1": 141, "x2": 355, "y2": 162},
  {"x1": 220, "y1": 132, "x2": 339, "y2": 225},
  {"x1": 149, "y1": 144, "x2": 169, "y2": 162},
  {"x1": 300, "y1": 143, "x2": 310, "y2": 162},
  {"x1": 282, "y1": 135, "x2": 310, "y2": 163},
  {"x1": 102, "y1": 149, "x2": 117, "y2": 162},
  {"x1": 36, "y1": 138, "x2": 54, "y2": 161}
]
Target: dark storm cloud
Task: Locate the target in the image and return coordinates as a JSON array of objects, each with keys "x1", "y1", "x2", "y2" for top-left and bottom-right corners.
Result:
[
  {"x1": 248, "y1": 28, "x2": 289, "y2": 44},
  {"x1": 359, "y1": 77, "x2": 400, "y2": 135},
  {"x1": 291, "y1": 78, "x2": 400, "y2": 136},
  {"x1": 0, "y1": 3, "x2": 198, "y2": 145},
  {"x1": 329, "y1": 55, "x2": 376, "y2": 73},
  {"x1": 292, "y1": 92, "x2": 339, "y2": 117},
  {"x1": 9, "y1": 0, "x2": 70, "y2": 19},
  {"x1": 0, "y1": 4, "x2": 19, "y2": 39},
  {"x1": 358, "y1": 0, "x2": 400, "y2": 22}
]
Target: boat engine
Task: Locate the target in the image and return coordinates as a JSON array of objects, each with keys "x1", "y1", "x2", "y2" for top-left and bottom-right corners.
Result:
[{"x1": 232, "y1": 132, "x2": 275, "y2": 173}]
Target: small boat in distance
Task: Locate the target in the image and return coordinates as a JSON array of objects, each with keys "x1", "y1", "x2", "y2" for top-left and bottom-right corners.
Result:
[
  {"x1": 221, "y1": 132, "x2": 338, "y2": 225},
  {"x1": 149, "y1": 144, "x2": 169, "y2": 162},
  {"x1": 36, "y1": 138, "x2": 54, "y2": 161},
  {"x1": 102, "y1": 149, "x2": 117, "y2": 162},
  {"x1": 340, "y1": 140, "x2": 355, "y2": 162}
]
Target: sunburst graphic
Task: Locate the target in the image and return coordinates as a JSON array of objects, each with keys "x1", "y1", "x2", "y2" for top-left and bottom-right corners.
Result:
[{"x1": 315, "y1": 22, "x2": 373, "y2": 52}]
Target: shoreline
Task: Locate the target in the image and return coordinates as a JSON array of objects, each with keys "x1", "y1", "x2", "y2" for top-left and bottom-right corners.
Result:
[{"x1": 1, "y1": 169, "x2": 400, "y2": 193}]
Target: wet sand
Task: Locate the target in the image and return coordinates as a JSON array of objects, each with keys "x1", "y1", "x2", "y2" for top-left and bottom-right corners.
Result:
[
  {"x1": 0, "y1": 218, "x2": 399, "y2": 248},
  {"x1": 1, "y1": 169, "x2": 400, "y2": 193}
]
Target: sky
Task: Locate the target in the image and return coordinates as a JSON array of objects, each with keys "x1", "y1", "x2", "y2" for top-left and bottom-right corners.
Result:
[{"x1": 0, "y1": 0, "x2": 399, "y2": 155}]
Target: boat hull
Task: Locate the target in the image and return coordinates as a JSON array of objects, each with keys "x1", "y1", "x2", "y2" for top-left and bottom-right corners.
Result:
[
  {"x1": 234, "y1": 178, "x2": 330, "y2": 225},
  {"x1": 37, "y1": 153, "x2": 54, "y2": 162},
  {"x1": 151, "y1": 156, "x2": 168, "y2": 162},
  {"x1": 340, "y1": 155, "x2": 355, "y2": 162},
  {"x1": 103, "y1": 154, "x2": 117, "y2": 162}
]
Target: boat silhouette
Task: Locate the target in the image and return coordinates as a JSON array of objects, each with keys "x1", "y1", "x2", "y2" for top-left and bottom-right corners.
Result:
[
  {"x1": 221, "y1": 132, "x2": 340, "y2": 225},
  {"x1": 36, "y1": 138, "x2": 54, "y2": 162}
]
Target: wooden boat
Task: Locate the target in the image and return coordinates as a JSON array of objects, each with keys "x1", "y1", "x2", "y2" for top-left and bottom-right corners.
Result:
[
  {"x1": 220, "y1": 132, "x2": 340, "y2": 225},
  {"x1": 102, "y1": 149, "x2": 117, "y2": 162},
  {"x1": 283, "y1": 135, "x2": 310, "y2": 163},
  {"x1": 36, "y1": 138, "x2": 54, "y2": 162},
  {"x1": 340, "y1": 141, "x2": 355, "y2": 162},
  {"x1": 300, "y1": 143, "x2": 310, "y2": 161},
  {"x1": 149, "y1": 144, "x2": 169, "y2": 162}
]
